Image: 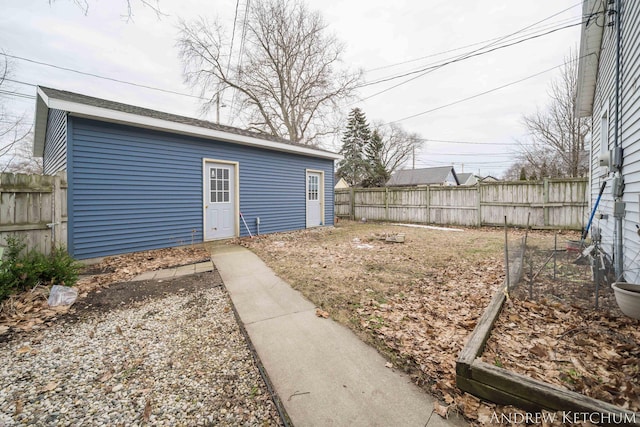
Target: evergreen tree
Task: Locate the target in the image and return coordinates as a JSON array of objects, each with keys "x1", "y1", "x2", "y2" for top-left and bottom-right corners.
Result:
[
  {"x1": 337, "y1": 108, "x2": 371, "y2": 186},
  {"x1": 519, "y1": 167, "x2": 527, "y2": 181},
  {"x1": 362, "y1": 130, "x2": 390, "y2": 187}
]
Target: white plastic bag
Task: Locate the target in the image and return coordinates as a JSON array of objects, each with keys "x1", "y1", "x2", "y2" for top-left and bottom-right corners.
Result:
[{"x1": 48, "y1": 285, "x2": 78, "y2": 307}]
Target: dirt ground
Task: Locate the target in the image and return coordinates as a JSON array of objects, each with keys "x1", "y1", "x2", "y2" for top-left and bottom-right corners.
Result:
[
  {"x1": 240, "y1": 220, "x2": 638, "y2": 423},
  {"x1": 0, "y1": 246, "x2": 211, "y2": 338},
  {"x1": 67, "y1": 271, "x2": 219, "y2": 321}
]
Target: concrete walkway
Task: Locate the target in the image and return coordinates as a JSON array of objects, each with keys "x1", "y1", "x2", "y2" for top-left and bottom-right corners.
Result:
[
  {"x1": 131, "y1": 261, "x2": 213, "y2": 281},
  {"x1": 211, "y1": 244, "x2": 467, "y2": 427}
]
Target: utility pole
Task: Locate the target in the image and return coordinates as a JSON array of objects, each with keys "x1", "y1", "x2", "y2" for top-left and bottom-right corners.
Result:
[
  {"x1": 412, "y1": 147, "x2": 415, "y2": 169},
  {"x1": 216, "y1": 93, "x2": 220, "y2": 124}
]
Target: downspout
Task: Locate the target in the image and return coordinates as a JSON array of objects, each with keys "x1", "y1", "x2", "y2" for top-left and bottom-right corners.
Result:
[{"x1": 613, "y1": 0, "x2": 624, "y2": 278}]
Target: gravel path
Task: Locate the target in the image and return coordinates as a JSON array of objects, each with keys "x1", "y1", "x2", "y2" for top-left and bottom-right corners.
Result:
[{"x1": 0, "y1": 285, "x2": 282, "y2": 426}]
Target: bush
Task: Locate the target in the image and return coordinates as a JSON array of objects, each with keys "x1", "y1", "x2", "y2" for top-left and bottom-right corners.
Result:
[{"x1": 0, "y1": 236, "x2": 81, "y2": 303}]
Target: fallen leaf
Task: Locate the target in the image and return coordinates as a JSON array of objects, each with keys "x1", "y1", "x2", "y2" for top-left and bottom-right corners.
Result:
[
  {"x1": 143, "y1": 399, "x2": 152, "y2": 421},
  {"x1": 116, "y1": 325, "x2": 123, "y2": 335},
  {"x1": 14, "y1": 400, "x2": 23, "y2": 415},
  {"x1": 476, "y1": 405, "x2": 494, "y2": 424},
  {"x1": 315, "y1": 308, "x2": 329, "y2": 319},
  {"x1": 99, "y1": 372, "x2": 113, "y2": 382},
  {"x1": 433, "y1": 401, "x2": 449, "y2": 418},
  {"x1": 16, "y1": 346, "x2": 31, "y2": 355},
  {"x1": 529, "y1": 344, "x2": 547, "y2": 359},
  {"x1": 41, "y1": 381, "x2": 58, "y2": 392}
]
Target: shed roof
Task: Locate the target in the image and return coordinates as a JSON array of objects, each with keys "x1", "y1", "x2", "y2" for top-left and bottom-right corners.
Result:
[
  {"x1": 457, "y1": 172, "x2": 474, "y2": 184},
  {"x1": 386, "y1": 166, "x2": 459, "y2": 186},
  {"x1": 575, "y1": 0, "x2": 606, "y2": 118},
  {"x1": 33, "y1": 86, "x2": 341, "y2": 160}
]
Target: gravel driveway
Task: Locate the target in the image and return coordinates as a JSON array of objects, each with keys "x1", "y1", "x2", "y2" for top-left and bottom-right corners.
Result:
[{"x1": 0, "y1": 271, "x2": 282, "y2": 426}]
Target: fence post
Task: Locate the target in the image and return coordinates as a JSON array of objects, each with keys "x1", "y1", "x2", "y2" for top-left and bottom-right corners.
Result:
[
  {"x1": 350, "y1": 187, "x2": 355, "y2": 220},
  {"x1": 384, "y1": 187, "x2": 389, "y2": 221},
  {"x1": 543, "y1": 178, "x2": 550, "y2": 227},
  {"x1": 52, "y1": 173, "x2": 63, "y2": 249},
  {"x1": 477, "y1": 182, "x2": 482, "y2": 227},
  {"x1": 425, "y1": 186, "x2": 430, "y2": 224}
]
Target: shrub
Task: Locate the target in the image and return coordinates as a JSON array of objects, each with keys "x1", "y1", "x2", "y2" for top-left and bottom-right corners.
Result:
[{"x1": 0, "y1": 236, "x2": 81, "y2": 303}]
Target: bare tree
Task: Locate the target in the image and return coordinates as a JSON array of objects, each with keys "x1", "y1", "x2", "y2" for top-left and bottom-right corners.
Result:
[
  {"x1": 49, "y1": 0, "x2": 163, "y2": 21},
  {"x1": 0, "y1": 56, "x2": 34, "y2": 173},
  {"x1": 516, "y1": 49, "x2": 590, "y2": 178},
  {"x1": 2, "y1": 136, "x2": 43, "y2": 175},
  {"x1": 177, "y1": 0, "x2": 361, "y2": 145},
  {"x1": 373, "y1": 122, "x2": 423, "y2": 176}
]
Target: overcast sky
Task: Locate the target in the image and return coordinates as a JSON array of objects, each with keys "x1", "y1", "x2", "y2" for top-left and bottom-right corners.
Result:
[{"x1": 1, "y1": 0, "x2": 583, "y2": 177}]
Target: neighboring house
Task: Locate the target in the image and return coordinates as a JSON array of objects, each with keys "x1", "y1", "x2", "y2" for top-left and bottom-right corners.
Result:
[
  {"x1": 335, "y1": 175, "x2": 349, "y2": 189},
  {"x1": 33, "y1": 87, "x2": 339, "y2": 259},
  {"x1": 386, "y1": 166, "x2": 459, "y2": 187},
  {"x1": 479, "y1": 175, "x2": 499, "y2": 183},
  {"x1": 457, "y1": 173, "x2": 478, "y2": 186},
  {"x1": 575, "y1": 0, "x2": 639, "y2": 281}
]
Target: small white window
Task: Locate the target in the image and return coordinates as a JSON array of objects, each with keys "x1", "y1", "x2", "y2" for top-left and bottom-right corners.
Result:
[
  {"x1": 210, "y1": 167, "x2": 230, "y2": 203},
  {"x1": 308, "y1": 175, "x2": 319, "y2": 201}
]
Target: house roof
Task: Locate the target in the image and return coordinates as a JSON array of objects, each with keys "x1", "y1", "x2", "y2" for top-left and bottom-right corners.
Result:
[
  {"x1": 386, "y1": 166, "x2": 459, "y2": 186},
  {"x1": 33, "y1": 86, "x2": 341, "y2": 160},
  {"x1": 575, "y1": 0, "x2": 606, "y2": 118},
  {"x1": 457, "y1": 172, "x2": 474, "y2": 184}
]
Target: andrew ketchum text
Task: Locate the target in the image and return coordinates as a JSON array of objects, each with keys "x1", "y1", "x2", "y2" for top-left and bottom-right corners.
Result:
[{"x1": 489, "y1": 411, "x2": 637, "y2": 425}]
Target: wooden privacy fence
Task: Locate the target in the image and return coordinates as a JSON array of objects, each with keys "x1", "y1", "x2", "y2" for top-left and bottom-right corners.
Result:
[
  {"x1": 335, "y1": 178, "x2": 588, "y2": 230},
  {"x1": 0, "y1": 172, "x2": 67, "y2": 255}
]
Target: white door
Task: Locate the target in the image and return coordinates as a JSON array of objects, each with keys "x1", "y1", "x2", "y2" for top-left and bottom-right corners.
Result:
[
  {"x1": 306, "y1": 171, "x2": 322, "y2": 227},
  {"x1": 204, "y1": 162, "x2": 236, "y2": 240}
]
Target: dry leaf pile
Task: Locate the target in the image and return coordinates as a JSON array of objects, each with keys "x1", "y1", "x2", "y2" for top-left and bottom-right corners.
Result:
[
  {"x1": 483, "y1": 242, "x2": 640, "y2": 413},
  {"x1": 0, "y1": 246, "x2": 210, "y2": 336},
  {"x1": 356, "y1": 258, "x2": 503, "y2": 404}
]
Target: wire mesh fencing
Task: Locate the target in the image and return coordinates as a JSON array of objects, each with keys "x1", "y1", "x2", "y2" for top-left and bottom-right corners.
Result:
[{"x1": 506, "y1": 230, "x2": 618, "y2": 311}]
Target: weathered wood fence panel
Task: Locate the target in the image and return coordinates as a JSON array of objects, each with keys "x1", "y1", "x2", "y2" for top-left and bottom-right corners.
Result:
[
  {"x1": 334, "y1": 189, "x2": 352, "y2": 217},
  {"x1": 336, "y1": 178, "x2": 588, "y2": 230},
  {"x1": 0, "y1": 172, "x2": 68, "y2": 255}
]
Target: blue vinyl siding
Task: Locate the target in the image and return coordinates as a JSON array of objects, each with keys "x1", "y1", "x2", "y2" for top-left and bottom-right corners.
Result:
[
  {"x1": 43, "y1": 109, "x2": 67, "y2": 175},
  {"x1": 67, "y1": 117, "x2": 334, "y2": 259}
]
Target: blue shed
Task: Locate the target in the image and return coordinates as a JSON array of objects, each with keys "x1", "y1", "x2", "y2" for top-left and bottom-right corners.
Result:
[{"x1": 32, "y1": 87, "x2": 339, "y2": 259}]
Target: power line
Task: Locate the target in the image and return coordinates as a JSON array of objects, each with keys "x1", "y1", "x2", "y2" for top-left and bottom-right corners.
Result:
[
  {"x1": 3, "y1": 78, "x2": 36, "y2": 88},
  {"x1": 388, "y1": 59, "x2": 576, "y2": 124},
  {"x1": 0, "y1": 52, "x2": 206, "y2": 101},
  {"x1": 425, "y1": 151, "x2": 515, "y2": 157},
  {"x1": 0, "y1": 89, "x2": 36, "y2": 100},
  {"x1": 228, "y1": 0, "x2": 251, "y2": 126},
  {"x1": 357, "y1": 2, "x2": 585, "y2": 92},
  {"x1": 227, "y1": 0, "x2": 241, "y2": 77},
  {"x1": 364, "y1": 14, "x2": 581, "y2": 74},
  {"x1": 416, "y1": 158, "x2": 515, "y2": 166},
  {"x1": 421, "y1": 138, "x2": 532, "y2": 146},
  {"x1": 356, "y1": 20, "x2": 583, "y2": 105}
]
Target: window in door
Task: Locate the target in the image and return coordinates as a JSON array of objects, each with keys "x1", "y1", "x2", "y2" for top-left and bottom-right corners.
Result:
[
  {"x1": 308, "y1": 174, "x2": 319, "y2": 201},
  {"x1": 210, "y1": 167, "x2": 230, "y2": 203}
]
